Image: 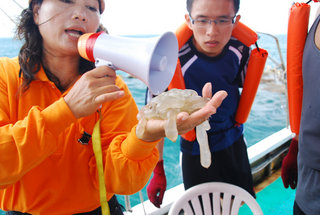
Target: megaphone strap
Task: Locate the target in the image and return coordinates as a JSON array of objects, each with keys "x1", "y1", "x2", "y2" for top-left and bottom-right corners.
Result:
[{"x1": 92, "y1": 110, "x2": 110, "y2": 215}]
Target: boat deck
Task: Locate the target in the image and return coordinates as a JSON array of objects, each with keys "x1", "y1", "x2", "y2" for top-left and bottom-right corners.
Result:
[
  {"x1": 123, "y1": 128, "x2": 295, "y2": 215},
  {"x1": 0, "y1": 171, "x2": 296, "y2": 215},
  {"x1": 0, "y1": 129, "x2": 295, "y2": 215},
  {"x1": 242, "y1": 169, "x2": 296, "y2": 214}
]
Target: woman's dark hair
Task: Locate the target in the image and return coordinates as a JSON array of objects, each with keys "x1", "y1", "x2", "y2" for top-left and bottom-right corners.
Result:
[
  {"x1": 16, "y1": 0, "x2": 43, "y2": 91},
  {"x1": 16, "y1": 0, "x2": 104, "y2": 92},
  {"x1": 186, "y1": 0, "x2": 240, "y2": 14}
]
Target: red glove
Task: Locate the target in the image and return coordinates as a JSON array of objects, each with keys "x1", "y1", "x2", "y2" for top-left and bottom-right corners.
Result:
[
  {"x1": 281, "y1": 138, "x2": 298, "y2": 189},
  {"x1": 147, "y1": 160, "x2": 167, "y2": 208}
]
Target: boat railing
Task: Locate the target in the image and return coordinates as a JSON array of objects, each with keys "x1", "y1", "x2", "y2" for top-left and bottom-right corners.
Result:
[
  {"x1": 257, "y1": 32, "x2": 289, "y2": 129},
  {"x1": 257, "y1": 32, "x2": 286, "y2": 72}
]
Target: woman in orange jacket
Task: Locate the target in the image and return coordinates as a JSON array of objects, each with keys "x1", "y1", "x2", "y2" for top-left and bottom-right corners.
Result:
[{"x1": 0, "y1": 0, "x2": 227, "y2": 214}]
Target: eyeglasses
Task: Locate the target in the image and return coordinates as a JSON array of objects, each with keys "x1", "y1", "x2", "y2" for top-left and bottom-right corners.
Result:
[{"x1": 189, "y1": 15, "x2": 236, "y2": 28}]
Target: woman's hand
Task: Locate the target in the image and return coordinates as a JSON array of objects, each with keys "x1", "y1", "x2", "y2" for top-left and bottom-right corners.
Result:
[
  {"x1": 138, "y1": 83, "x2": 228, "y2": 141},
  {"x1": 64, "y1": 66, "x2": 124, "y2": 118}
]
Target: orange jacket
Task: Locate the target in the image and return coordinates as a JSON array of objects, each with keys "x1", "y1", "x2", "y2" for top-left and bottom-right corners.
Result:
[{"x1": 0, "y1": 57, "x2": 159, "y2": 215}]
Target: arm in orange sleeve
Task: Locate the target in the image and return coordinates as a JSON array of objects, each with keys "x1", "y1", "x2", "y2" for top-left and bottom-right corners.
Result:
[
  {"x1": 104, "y1": 127, "x2": 159, "y2": 196},
  {"x1": 0, "y1": 58, "x2": 77, "y2": 187},
  {"x1": 88, "y1": 77, "x2": 160, "y2": 196}
]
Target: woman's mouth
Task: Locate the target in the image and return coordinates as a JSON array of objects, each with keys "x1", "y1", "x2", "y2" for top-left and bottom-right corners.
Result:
[{"x1": 65, "y1": 29, "x2": 84, "y2": 38}]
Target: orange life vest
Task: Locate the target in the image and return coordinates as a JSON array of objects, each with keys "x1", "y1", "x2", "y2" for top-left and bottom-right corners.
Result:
[
  {"x1": 286, "y1": 2, "x2": 311, "y2": 135},
  {"x1": 169, "y1": 22, "x2": 268, "y2": 141}
]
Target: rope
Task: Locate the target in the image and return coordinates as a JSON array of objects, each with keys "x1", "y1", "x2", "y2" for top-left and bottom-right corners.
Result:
[
  {"x1": 138, "y1": 191, "x2": 147, "y2": 215},
  {"x1": 125, "y1": 196, "x2": 132, "y2": 212},
  {"x1": 0, "y1": 7, "x2": 16, "y2": 24},
  {"x1": 12, "y1": 0, "x2": 24, "y2": 9}
]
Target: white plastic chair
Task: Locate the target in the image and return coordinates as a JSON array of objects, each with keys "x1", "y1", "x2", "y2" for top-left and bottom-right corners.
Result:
[{"x1": 168, "y1": 182, "x2": 263, "y2": 215}]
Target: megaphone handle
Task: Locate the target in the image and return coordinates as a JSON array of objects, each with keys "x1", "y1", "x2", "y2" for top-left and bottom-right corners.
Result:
[
  {"x1": 95, "y1": 58, "x2": 116, "y2": 110},
  {"x1": 95, "y1": 58, "x2": 117, "y2": 70}
]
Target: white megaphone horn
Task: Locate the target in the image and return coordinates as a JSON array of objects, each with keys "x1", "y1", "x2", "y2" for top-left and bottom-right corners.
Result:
[{"x1": 78, "y1": 32, "x2": 178, "y2": 95}]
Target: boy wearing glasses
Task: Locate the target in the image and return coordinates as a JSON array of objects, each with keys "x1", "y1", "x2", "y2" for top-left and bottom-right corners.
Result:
[{"x1": 147, "y1": 0, "x2": 255, "y2": 208}]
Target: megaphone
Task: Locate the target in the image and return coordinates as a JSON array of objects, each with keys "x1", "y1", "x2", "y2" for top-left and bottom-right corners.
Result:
[{"x1": 78, "y1": 32, "x2": 178, "y2": 95}]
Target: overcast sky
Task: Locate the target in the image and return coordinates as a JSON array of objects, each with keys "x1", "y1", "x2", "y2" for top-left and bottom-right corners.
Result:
[{"x1": 0, "y1": 0, "x2": 319, "y2": 38}]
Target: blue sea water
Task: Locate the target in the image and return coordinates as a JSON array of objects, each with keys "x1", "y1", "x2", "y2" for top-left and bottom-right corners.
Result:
[{"x1": 0, "y1": 34, "x2": 288, "y2": 213}]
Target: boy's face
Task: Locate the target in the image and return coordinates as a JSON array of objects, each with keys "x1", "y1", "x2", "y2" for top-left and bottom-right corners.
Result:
[{"x1": 186, "y1": 0, "x2": 239, "y2": 57}]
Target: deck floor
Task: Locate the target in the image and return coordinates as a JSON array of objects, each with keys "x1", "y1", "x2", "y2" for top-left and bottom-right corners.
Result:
[
  {"x1": 0, "y1": 170, "x2": 297, "y2": 215},
  {"x1": 240, "y1": 169, "x2": 296, "y2": 215}
]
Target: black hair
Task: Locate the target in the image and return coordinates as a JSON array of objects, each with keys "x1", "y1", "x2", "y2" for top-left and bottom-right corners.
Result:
[
  {"x1": 186, "y1": 0, "x2": 240, "y2": 14},
  {"x1": 16, "y1": 0, "x2": 105, "y2": 92}
]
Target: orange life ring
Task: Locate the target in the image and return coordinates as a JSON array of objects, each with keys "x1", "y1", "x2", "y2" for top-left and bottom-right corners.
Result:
[
  {"x1": 287, "y1": 2, "x2": 310, "y2": 135},
  {"x1": 169, "y1": 22, "x2": 267, "y2": 141}
]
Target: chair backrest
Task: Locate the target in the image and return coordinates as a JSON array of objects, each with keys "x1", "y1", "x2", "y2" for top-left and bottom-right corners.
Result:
[{"x1": 168, "y1": 182, "x2": 263, "y2": 215}]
